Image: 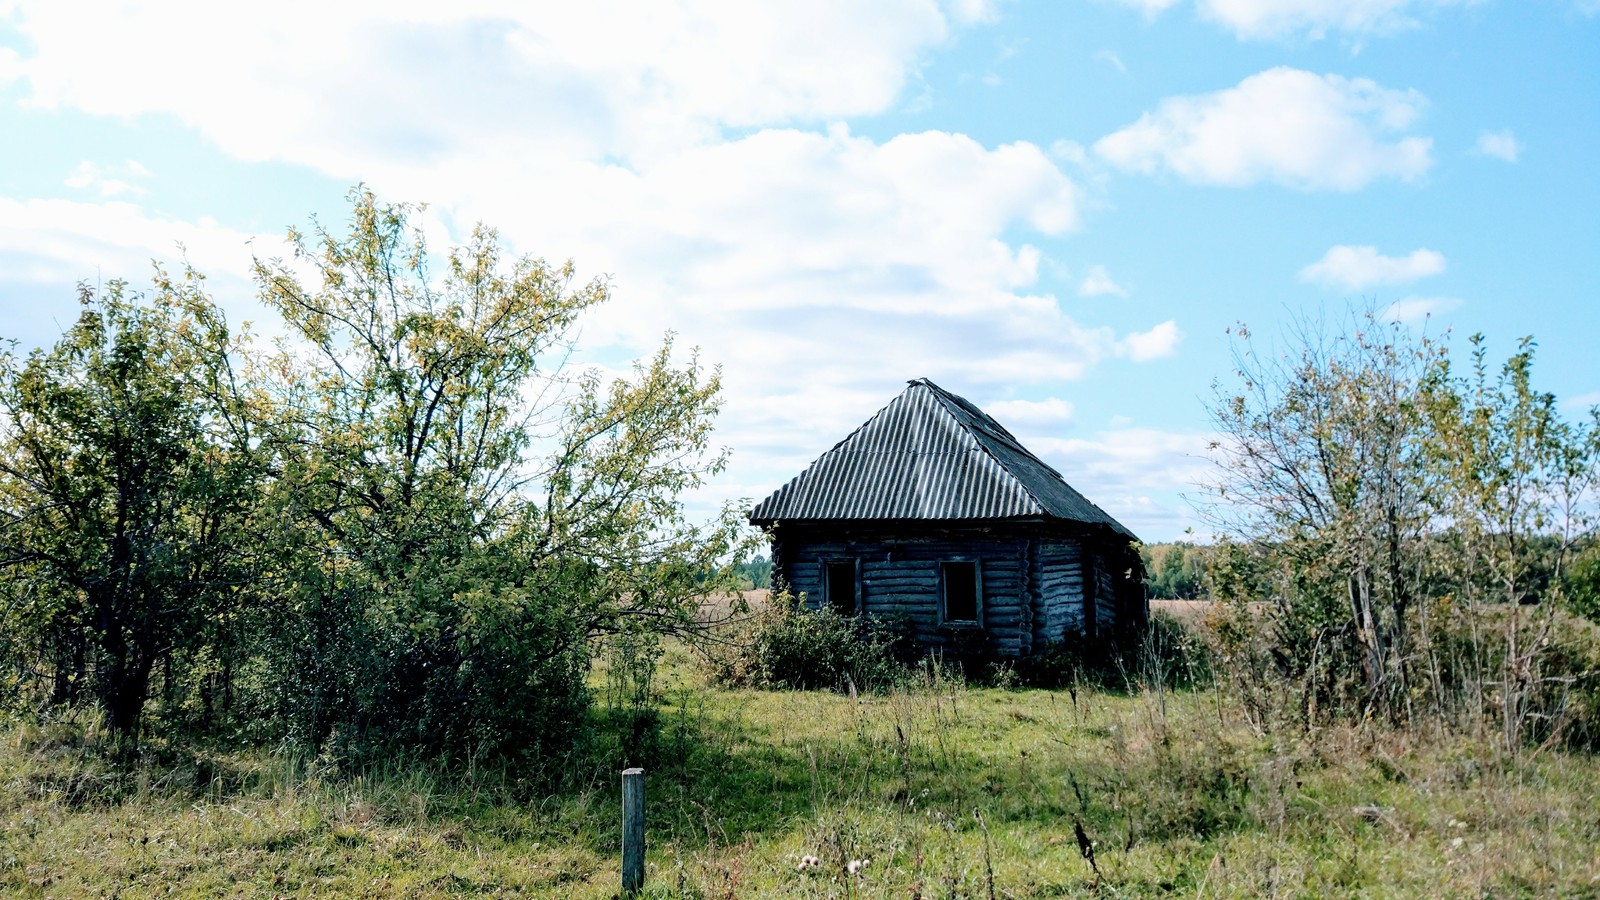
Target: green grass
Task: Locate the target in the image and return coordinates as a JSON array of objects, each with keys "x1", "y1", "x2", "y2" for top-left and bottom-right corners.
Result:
[{"x1": 3, "y1": 645, "x2": 1598, "y2": 897}]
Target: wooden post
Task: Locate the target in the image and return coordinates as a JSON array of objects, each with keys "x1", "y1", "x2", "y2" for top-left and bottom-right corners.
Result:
[{"x1": 622, "y1": 767, "x2": 645, "y2": 893}]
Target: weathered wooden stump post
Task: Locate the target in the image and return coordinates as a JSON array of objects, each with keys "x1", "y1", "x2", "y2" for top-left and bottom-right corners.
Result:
[{"x1": 622, "y1": 767, "x2": 645, "y2": 893}]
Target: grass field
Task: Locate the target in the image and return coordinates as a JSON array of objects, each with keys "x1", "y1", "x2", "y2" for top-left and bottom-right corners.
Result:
[{"x1": 2, "y1": 640, "x2": 1598, "y2": 898}]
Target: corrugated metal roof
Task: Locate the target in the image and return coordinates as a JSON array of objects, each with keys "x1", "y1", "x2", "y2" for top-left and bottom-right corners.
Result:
[{"x1": 750, "y1": 378, "x2": 1137, "y2": 539}]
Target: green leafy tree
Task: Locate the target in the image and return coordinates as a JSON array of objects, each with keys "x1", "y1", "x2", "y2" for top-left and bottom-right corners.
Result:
[
  {"x1": 251, "y1": 189, "x2": 748, "y2": 764},
  {"x1": 1420, "y1": 336, "x2": 1600, "y2": 749},
  {"x1": 1207, "y1": 313, "x2": 1600, "y2": 743},
  {"x1": 0, "y1": 274, "x2": 261, "y2": 748},
  {"x1": 1569, "y1": 542, "x2": 1600, "y2": 624},
  {"x1": 1207, "y1": 312, "x2": 1440, "y2": 722}
]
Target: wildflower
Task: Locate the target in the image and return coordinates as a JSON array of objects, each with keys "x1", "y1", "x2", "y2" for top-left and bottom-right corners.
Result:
[
  {"x1": 797, "y1": 854, "x2": 821, "y2": 871},
  {"x1": 847, "y1": 858, "x2": 870, "y2": 875}
]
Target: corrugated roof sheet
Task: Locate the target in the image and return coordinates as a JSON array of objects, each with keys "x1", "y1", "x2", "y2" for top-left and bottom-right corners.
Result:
[{"x1": 750, "y1": 378, "x2": 1137, "y2": 539}]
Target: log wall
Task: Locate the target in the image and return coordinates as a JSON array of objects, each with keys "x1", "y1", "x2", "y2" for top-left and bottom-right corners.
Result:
[
  {"x1": 772, "y1": 524, "x2": 1140, "y2": 657},
  {"x1": 780, "y1": 530, "x2": 1031, "y2": 655},
  {"x1": 1032, "y1": 538, "x2": 1086, "y2": 644},
  {"x1": 1093, "y1": 552, "x2": 1117, "y2": 634}
]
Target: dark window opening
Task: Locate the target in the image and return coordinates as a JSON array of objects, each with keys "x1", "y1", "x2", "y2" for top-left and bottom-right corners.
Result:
[
  {"x1": 826, "y1": 560, "x2": 858, "y2": 616},
  {"x1": 942, "y1": 561, "x2": 980, "y2": 624}
]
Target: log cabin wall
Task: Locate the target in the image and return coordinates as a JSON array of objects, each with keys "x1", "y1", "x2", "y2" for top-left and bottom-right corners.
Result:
[
  {"x1": 772, "y1": 523, "x2": 1129, "y2": 657},
  {"x1": 1094, "y1": 551, "x2": 1118, "y2": 638},
  {"x1": 1033, "y1": 539, "x2": 1086, "y2": 643},
  {"x1": 776, "y1": 525, "x2": 1027, "y2": 655}
]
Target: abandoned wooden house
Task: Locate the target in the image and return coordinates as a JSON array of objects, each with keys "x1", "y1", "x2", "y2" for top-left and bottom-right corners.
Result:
[{"x1": 749, "y1": 378, "x2": 1146, "y2": 657}]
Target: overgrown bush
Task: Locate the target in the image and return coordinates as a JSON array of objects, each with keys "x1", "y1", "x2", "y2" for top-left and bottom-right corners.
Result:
[
  {"x1": 1205, "y1": 312, "x2": 1600, "y2": 750},
  {"x1": 1567, "y1": 542, "x2": 1600, "y2": 625},
  {"x1": 1207, "y1": 572, "x2": 1600, "y2": 751},
  {"x1": 1011, "y1": 612, "x2": 1211, "y2": 691},
  {"x1": 709, "y1": 595, "x2": 1214, "y2": 696},
  {"x1": 708, "y1": 597, "x2": 916, "y2": 693},
  {"x1": 1493, "y1": 608, "x2": 1600, "y2": 753}
]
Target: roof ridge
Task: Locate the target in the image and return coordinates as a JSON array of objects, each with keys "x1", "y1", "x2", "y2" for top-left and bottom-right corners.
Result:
[{"x1": 915, "y1": 381, "x2": 1048, "y2": 518}]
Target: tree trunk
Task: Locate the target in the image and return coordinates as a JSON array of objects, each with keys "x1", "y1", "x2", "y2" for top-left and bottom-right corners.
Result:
[
  {"x1": 95, "y1": 598, "x2": 155, "y2": 752},
  {"x1": 104, "y1": 650, "x2": 153, "y2": 752},
  {"x1": 1349, "y1": 568, "x2": 1387, "y2": 702}
]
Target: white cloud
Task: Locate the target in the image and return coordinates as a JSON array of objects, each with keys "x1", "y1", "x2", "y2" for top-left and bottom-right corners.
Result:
[
  {"x1": 1121, "y1": 320, "x2": 1183, "y2": 361},
  {"x1": 1380, "y1": 296, "x2": 1462, "y2": 325},
  {"x1": 64, "y1": 160, "x2": 151, "y2": 198},
  {"x1": 1113, "y1": 0, "x2": 1480, "y2": 40},
  {"x1": 986, "y1": 397, "x2": 1077, "y2": 428},
  {"x1": 342, "y1": 124, "x2": 1158, "y2": 528},
  {"x1": 0, "y1": 195, "x2": 291, "y2": 350},
  {"x1": 1078, "y1": 264, "x2": 1128, "y2": 297},
  {"x1": 1476, "y1": 129, "x2": 1520, "y2": 162},
  {"x1": 945, "y1": 0, "x2": 1002, "y2": 24},
  {"x1": 1299, "y1": 244, "x2": 1446, "y2": 290},
  {"x1": 1565, "y1": 391, "x2": 1600, "y2": 410},
  {"x1": 0, "y1": 196, "x2": 264, "y2": 285},
  {"x1": 1095, "y1": 68, "x2": 1432, "y2": 190},
  {"x1": 0, "y1": 0, "x2": 980, "y2": 169},
  {"x1": 1109, "y1": 0, "x2": 1184, "y2": 19},
  {"x1": 1025, "y1": 427, "x2": 1218, "y2": 538},
  {"x1": 1095, "y1": 50, "x2": 1128, "y2": 73},
  {"x1": 1196, "y1": 0, "x2": 1477, "y2": 40},
  {"x1": 1049, "y1": 140, "x2": 1088, "y2": 165}
]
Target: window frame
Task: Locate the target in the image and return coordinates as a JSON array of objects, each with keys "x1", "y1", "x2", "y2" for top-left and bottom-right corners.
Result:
[
  {"x1": 823, "y1": 557, "x2": 861, "y2": 616},
  {"x1": 939, "y1": 559, "x2": 983, "y2": 627}
]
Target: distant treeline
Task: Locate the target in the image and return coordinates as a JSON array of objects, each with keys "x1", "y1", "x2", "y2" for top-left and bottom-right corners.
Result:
[
  {"x1": 734, "y1": 555, "x2": 773, "y2": 591},
  {"x1": 1140, "y1": 542, "x2": 1210, "y2": 600},
  {"x1": 1140, "y1": 536, "x2": 1600, "y2": 608}
]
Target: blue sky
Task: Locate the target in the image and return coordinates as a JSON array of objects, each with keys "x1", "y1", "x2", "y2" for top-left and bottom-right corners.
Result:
[{"x1": 2, "y1": 0, "x2": 1597, "y2": 540}]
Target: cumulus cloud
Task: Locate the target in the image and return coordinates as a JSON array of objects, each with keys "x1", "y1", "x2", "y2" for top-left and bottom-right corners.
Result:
[
  {"x1": 986, "y1": 397, "x2": 1077, "y2": 428},
  {"x1": 1476, "y1": 129, "x2": 1520, "y2": 162},
  {"x1": 345, "y1": 124, "x2": 1152, "y2": 530},
  {"x1": 1380, "y1": 296, "x2": 1462, "y2": 325},
  {"x1": 64, "y1": 160, "x2": 151, "y2": 198},
  {"x1": 1025, "y1": 427, "x2": 1218, "y2": 537},
  {"x1": 1109, "y1": 0, "x2": 1184, "y2": 19},
  {"x1": 0, "y1": 0, "x2": 982, "y2": 169},
  {"x1": 1077, "y1": 264, "x2": 1128, "y2": 297},
  {"x1": 0, "y1": 196, "x2": 264, "y2": 285},
  {"x1": 1111, "y1": 0, "x2": 1480, "y2": 40},
  {"x1": 0, "y1": 195, "x2": 291, "y2": 351},
  {"x1": 1121, "y1": 320, "x2": 1183, "y2": 361},
  {"x1": 1299, "y1": 244, "x2": 1446, "y2": 290},
  {"x1": 1196, "y1": 0, "x2": 1477, "y2": 40},
  {"x1": 1095, "y1": 67, "x2": 1432, "y2": 190}
]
